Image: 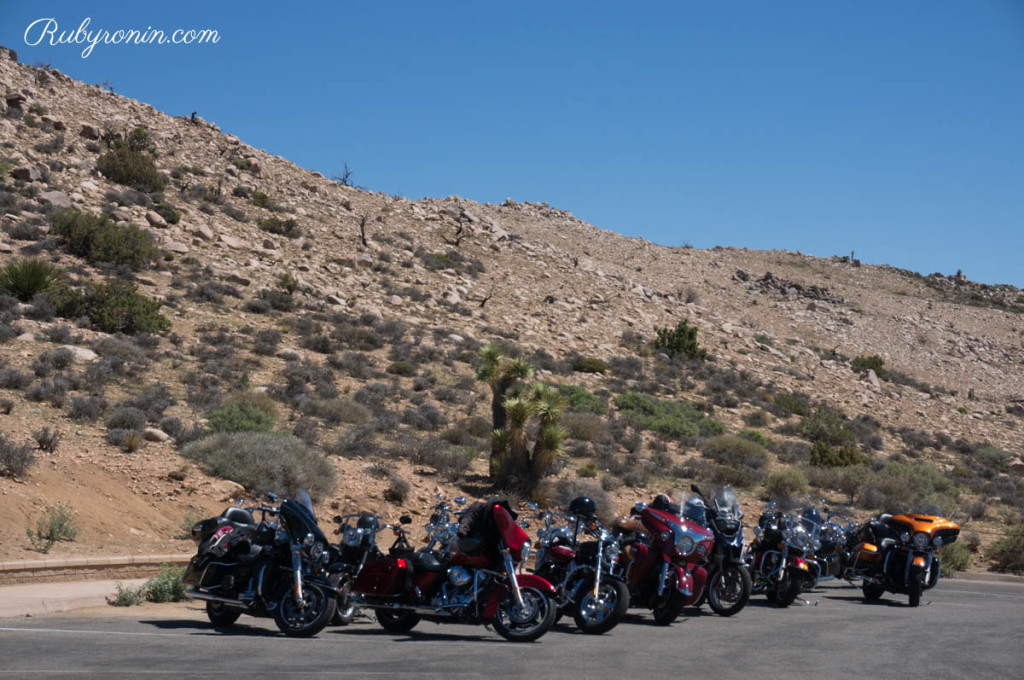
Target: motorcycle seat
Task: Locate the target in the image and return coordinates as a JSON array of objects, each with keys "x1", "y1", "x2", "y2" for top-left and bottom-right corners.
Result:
[
  {"x1": 410, "y1": 551, "x2": 447, "y2": 573},
  {"x1": 221, "y1": 507, "x2": 255, "y2": 526}
]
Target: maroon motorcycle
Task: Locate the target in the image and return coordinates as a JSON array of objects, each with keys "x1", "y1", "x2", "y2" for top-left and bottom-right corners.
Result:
[
  {"x1": 332, "y1": 500, "x2": 557, "y2": 642},
  {"x1": 615, "y1": 495, "x2": 714, "y2": 625}
]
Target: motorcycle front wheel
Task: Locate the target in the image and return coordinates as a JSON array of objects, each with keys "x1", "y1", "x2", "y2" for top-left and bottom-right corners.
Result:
[
  {"x1": 205, "y1": 601, "x2": 241, "y2": 628},
  {"x1": 492, "y1": 587, "x2": 556, "y2": 642},
  {"x1": 376, "y1": 608, "x2": 420, "y2": 634},
  {"x1": 862, "y1": 582, "x2": 886, "y2": 602},
  {"x1": 652, "y1": 586, "x2": 687, "y2": 625},
  {"x1": 273, "y1": 582, "x2": 336, "y2": 638},
  {"x1": 908, "y1": 569, "x2": 923, "y2": 607},
  {"x1": 772, "y1": 571, "x2": 801, "y2": 608},
  {"x1": 573, "y1": 578, "x2": 629, "y2": 635},
  {"x1": 707, "y1": 564, "x2": 752, "y2": 617}
]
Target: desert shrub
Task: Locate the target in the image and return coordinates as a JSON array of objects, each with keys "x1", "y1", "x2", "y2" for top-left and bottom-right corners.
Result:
[
  {"x1": 52, "y1": 280, "x2": 170, "y2": 334},
  {"x1": 97, "y1": 145, "x2": 165, "y2": 192},
  {"x1": 298, "y1": 397, "x2": 370, "y2": 427},
  {"x1": 188, "y1": 281, "x2": 241, "y2": 304},
  {"x1": 897, "y1": 427, "x2": 943, "y2": 452},
  {"x1": 119, "y1": 383, "x2": 175, "y2": 423},
  {"x1": 742, "y1": 410, "x2": 770, "y2": 428},
  {"x1": 0, "y1": 433, "x2": 35, "y2": 477},
  {"x1": 250, "y1": 190, "x2": 278, "y2": 211},
  {"x1": 573, "y1": 356, "x2": 607, "y2": 373},
  {"x1": 938, "y1": 541, "x2": 971, "y2": 577},
  {"x1": 0, "y1": 398, "x2": 13, "y2": 414},
  {"x1": 33, "y1": 427, "x2": 62, "y2": 453},
  {"x1": 159, "y1": 416, "x2": 184, "y2": 439},
  {"x1": 144, "y1": 563, "x2": 187, "y2": 602},
  {"x1": 653, "y1": 319, "x2": 707, "y2": 360},
  {"x1": 0, "y1": 258, "x2": 60, "y2": 301},
  {"x1": 835, "y1": 464, "x2": 871, "y2": 503},
  {"x1": 975, "y1": 446, "x2": 1012, "y2": 473},
  {"x1": 206, "y1": 392, "x2": 276, "y2": 433},
  {"x1": 384, "y1": 474, "x2": 411, "y2": 503},
  {"x1": 153, "y1": 203, "x2": 181, "y2": 224},
  {"x1": 0, "y1": 369, "x2": 33, "y2": 390},
  {"x1": 535, "y1": 478, "x2": 613, "y2": 522},
  {"x1": 857, "y1": 461, "x2": 958, "y2": 514},
  {"x1": 25, "y1": 377, "x2": 69, "y2": 407},
  {"x1": 106, "y1": 406, "x2": 147, "y2": 431},
  {"x1": 613, "y1": 392, "x2": 724, "y2": 439},
  {"x1": 401, "y1": 403, "x2": 447, "y2": 431},
  {"x1": 988, "y1": 525, "x2": 1024, "y2": 574},
  {"x1": 850, "y1": 354, "x2": 886, "y2": 376},
  {"x1": 709, "y1": 465, "x2": 761, "y2": 488},
  {"x1": 608, "y1": 356, "x2": 643, "y2": 380},
  {"x1": 702, "y1": 435, "x2": 770, "y2": 469},
  {"x1": 329, "y1": 351, "x2": 373, "y2": 379},
  {"x1": 561, "y1": 412, "x2": 607, "y2": 441},
  {"x1": 810, "y1": 440, "x2": 868, "y2": 467},
  {"x1": 26, "y1": 502, "x2": 78, "y2": 552},
  {"x1": 737, "y1": 429, "x2": 771, "y2": 447},
  {"x1": 557, "y1": 384, "x2": 606, "y2": 414},
  {"x1": 765, "y1": 467, "x2": 809, "y2": 500},
  {"x1": 772, "y1": 391, "x2": 810, "y2": 416},
  {"x1": 327, "y1": 424, "x2": 379, "y2": 458},
  {"x1": 252, "y1": 328, "x2": 282, "y2": 356},
  {"x1": 52, "y1": 209, "x2": 160, "y2": 269},
  {"x1": 68, "y1": 395, "x2": 107, "y2": 422},
  {"x1": 386, "y1": 361, "x2": 416, "y2": 376},
  {"x1": 32, "y1": 348, "x2": 75, "y2": 376},
  {"x1": 108, "y1": 583, "x2": 147, "y2": 607},
  {"x1": 182, "y1": 432, "x2": 335, "y2": 499},
  {"x1": 258, "y1": 217, "x2": 301, "y2": 238},
  {"x1": 800, "y1": 406, "x2": 856, "y2": 447},
  {"x1": 417, "y1": 442, "x2": 474, "y2": 482}
]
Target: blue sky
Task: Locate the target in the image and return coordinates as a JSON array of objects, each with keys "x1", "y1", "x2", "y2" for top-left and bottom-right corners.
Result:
[{"x1": 2, "y1": 1, "x2": 1022, "y2": 286}]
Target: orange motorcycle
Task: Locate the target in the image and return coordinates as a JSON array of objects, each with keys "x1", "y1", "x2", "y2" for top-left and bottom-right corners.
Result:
[{"x1": 848, "y1": 512, "x2": 959, "y2": 607}]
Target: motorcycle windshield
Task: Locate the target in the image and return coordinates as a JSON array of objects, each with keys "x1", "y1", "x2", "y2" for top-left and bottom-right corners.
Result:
[
  {"x1": 280, "y1": 491, "x2": 328, "y2": 544},
  {"x1": 711, "y1": 487, "x2": 741, "y2": 519}
]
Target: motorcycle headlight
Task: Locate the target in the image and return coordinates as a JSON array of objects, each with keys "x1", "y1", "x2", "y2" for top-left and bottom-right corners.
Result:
[
  {"x1": 342, "y1": 526, "x2": 362, "y2": 547},
  {"x1": 933, "y1": 535, "x2": 943, "y2": 548},
  {"x1": 675, "y1": 535, "x2": 695, "y2": 556},
  {"x1": 520, "y1": 540, "x2": 531, "y2": 563},
  {"x1": 310, "y1": 541, "x2": 325, "y2": 559},
  {"x1": 912, "y1": 532, "x2": 930, "y2": 550}
]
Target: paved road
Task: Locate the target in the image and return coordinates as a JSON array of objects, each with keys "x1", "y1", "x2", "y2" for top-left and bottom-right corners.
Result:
[{"x1": 1, "y1": 579, "x2": 1021, "y2": 679}]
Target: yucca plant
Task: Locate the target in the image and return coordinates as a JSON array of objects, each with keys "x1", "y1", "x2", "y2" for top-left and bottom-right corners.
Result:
[{"x1": 0, "y1": 258, "x2": 60, "y2": 302}]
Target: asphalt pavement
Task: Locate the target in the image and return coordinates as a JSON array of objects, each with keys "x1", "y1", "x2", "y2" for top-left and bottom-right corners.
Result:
[{"x1": 1, "y1": 579, "x2": 1021, "y2": 680}]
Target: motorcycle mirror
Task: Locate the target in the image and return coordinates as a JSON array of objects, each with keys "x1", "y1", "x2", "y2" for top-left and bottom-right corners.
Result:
[
  {"x1": 233, "y1": 498, "x2": 244, "y2": 506},
  {"x1": 399, "y1": 515, "x2": 412, "y2": 525},
  {"x1": 332, "y1": 515, "x2": 343, "y2": 523},
  {"x1": 520, "y1": 520, "x2": 531, "y2": 529},
  {"x1": 454, "y1": 497, "x2": 466, "y2": 505},
  {"x1": 526, "y1": 502, "x2": 538, "y2": 511},
  {"x1": 266, "y1": 492, "x2": 279, "y2": 503},
  {"x1": 436, "y1": 493, "x2": 443, "y2": 500}
]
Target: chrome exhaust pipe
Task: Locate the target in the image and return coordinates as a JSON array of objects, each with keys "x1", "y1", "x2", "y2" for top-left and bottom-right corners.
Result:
[
  {"x1": 350, "y1": 599, "x2": 461, "y2": 616},
  {"x1": 185, "y1": 588, "x2": 252, "y2": 609}
]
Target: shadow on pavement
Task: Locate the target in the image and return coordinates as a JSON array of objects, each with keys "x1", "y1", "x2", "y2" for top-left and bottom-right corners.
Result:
[{"x1": 139, "y1": 619, "x2": 280, "y2": 636}]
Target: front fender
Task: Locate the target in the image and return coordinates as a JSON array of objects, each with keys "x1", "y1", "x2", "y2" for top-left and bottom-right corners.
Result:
[{"x1": 483, "y1": 574, "x2": 557, "y2": 619}]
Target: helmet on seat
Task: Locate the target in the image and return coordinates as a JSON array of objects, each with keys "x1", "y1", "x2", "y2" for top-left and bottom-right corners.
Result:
[
  {"x1": 683, "y1": 497, "x2": 706, "y2": 525},
  {"x1": 567, "y1": 496, "x2": 597, "y2": 518},
  {"x1": 650, "y1": 494, "x2": 674, "y2": 512}
]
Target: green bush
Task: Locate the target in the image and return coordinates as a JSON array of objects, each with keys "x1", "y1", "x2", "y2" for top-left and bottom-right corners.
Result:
[
  {"x1": 52, "y1": 280, "x2": 170, "y2": 335},
  {"x1": 250, "y1": 191, "x2": 277, "y2": 210},
  {"x1": 561, "y1": 412, "x2": 608, "y2": 441},
  {"x1": 26, "y1": 502, "x2": 78, "y2": 553},
  {"x1": 258, "y1": 217, "x2": 301, "y2": 238},
  {"x1": 765, "y1": 467, "x2": 809, "y2": 499},
  {"x1": 851, "y1": 355, "x2": 887, "y2": 376},
  {"x1": 0, "y1": 433, "x2": 36, "y2": 477},
  {"x1": 800, "y1": 406, "x2": 856, "y2": 447},
  {"x1": 975, "y1": 446, "x2": 1012, "y2": 473},
  {"x1": 0, "y1": 259, "x2": 60, "y2": 302},
  {"x1": 613, "y1": 391, "x2": 724, "y2": 439},
  {"x1": 858, "y1": 461, "x2": 958, "y2": 514},
  {"x1": 573, "y1": 356, "x2": 607, "y2": 373},
  {"x1": 557, "y1": 384, "x2": 606, "y2": 415},
  {"x1": 205, "y1": 393, "x2": 275, "y2": 433},
  {"x1": 182, "y1": 432, "x2": 336, "y2": 500},
  {"x1": 810, "y1": 440, "x2": 868, "y2": 467},
  {"x1": 386, "y1": 361, "x2": 416, "y2": 376},
  {"x1": 97, "y1": 145, "x2": 165, "y2": 192},
  {"x1": 108, "y1": 583, "x2": 146, "y2": 607},
  {"x1": 773, "y1": 392, "x2": 810, "y2": 416},
  {"x1": 276, "y1": 272, "x2": 299, "y2": 294},
  {"x1": 938, "y1": 541, "x2": 971, "y2": 577},
  {"x1": 988, "y1": 525, "x2": 1024, "y2": 574},
  {"x1": 144, "y1": 563, "x2": 187, "y2": 602},
  {"x1": 653, "y1": 320, "x2": 707, "y2": 360},
  {"x1": 52, "y1": 209, "x2": 160, "y2": 269},
  {"x1": 153, "y1": 203, "x2": 181, "y2": 224},
  {"x1": 702, "y1": 435, "x2": 770, "y2": 469},
  {"x1": 737, "y1": 429, "x2": 771, "y2": 447}
]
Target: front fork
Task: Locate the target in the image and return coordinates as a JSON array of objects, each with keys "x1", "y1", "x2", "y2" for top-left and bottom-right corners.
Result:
[
  {"x1": 592, "y1": 536, "x2": 604, "y2": 599},
  {"x1": 290, "y1": 543, "x2": 306, "y2": 607},
  {"x1": 502, "y1": 546, "x2": 525, "y2": 610}
]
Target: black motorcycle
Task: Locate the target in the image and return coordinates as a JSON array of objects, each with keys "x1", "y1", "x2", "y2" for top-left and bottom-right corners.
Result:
[
  {"x1": 532, "y1": 496, "x2": 630, "y2": 634},
  {"x1": 184, "y1": 490, "x2": 338, "y2": 637},
  {"x1": 687, "y1": 484, "x2": 751, "y2": 616}
]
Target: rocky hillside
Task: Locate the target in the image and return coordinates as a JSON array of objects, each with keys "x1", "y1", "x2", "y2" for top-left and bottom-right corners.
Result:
[{"x1": 1, "y1": 46, "x2": 1022, "y2": 565}]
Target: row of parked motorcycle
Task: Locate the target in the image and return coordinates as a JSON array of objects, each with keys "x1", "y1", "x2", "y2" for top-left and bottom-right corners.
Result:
[{"x1": 182, "y1": 483, "x2": 960, "y2": 641}]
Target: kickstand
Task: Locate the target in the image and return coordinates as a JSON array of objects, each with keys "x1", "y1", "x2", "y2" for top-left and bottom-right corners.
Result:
[{"x1": 796, "y1": 596, "x2": 818, "y2": 606}]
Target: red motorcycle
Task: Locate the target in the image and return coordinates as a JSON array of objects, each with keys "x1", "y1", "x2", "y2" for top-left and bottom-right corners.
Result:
[
  {"x1": 332, "y1": 500, "x2": 557, "y2": 642},
  {"x1": 615, "y1": 495, "x2": 714, "y2": 625}
]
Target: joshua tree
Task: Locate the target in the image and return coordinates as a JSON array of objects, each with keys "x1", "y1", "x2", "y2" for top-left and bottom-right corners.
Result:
[{"x1": 475, "y1": 344, "x2": 566, "y2": 489}]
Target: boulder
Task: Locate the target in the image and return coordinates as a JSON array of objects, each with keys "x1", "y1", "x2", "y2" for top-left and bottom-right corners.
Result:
[
  {"x1": 143, "y1": 428, "x2": 170, "y2": 443},
  {"x1": 865, "y1": 369, "x2": 882, "y2": 391},
  {"x1": 10, "y1": 166, "x2": 42, "y2": 182},
  {"x1": 219, "y1": 234, "x2": 244, "y2": 249},
  {"x1": 38, "y1": 190, "x2": 71, "y2": 209},
  {"x1": 209, "y1": 479, "x2": 246, "y2": 501},
  {"x1": 145, "y1": 210, "x2": 167, "y2": 228},
  {"x1": 164, "y1": 241, "x2": 189, "y2": 254},
  {"x1": 60, "y1": 345, "x2": 97, "y2": 362},
  {"x1": 192, "y1": 224, "x2": 215, "y2": 241},
  {"x1": 79, "y1": 124, "x2": 101, "y2": 140}
]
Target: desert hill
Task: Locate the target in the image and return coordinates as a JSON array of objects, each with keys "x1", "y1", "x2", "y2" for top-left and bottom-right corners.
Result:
[{"x1": 0, "y1": 46, "x2": 1021, "y2": 566}]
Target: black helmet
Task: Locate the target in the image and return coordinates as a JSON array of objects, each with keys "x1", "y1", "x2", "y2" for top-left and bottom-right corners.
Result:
[{"x1": 567, "y1": 496, "x2": 597, "y2": 518}]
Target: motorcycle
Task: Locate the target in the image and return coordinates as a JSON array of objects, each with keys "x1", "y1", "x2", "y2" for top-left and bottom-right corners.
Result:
[
  {"x1": 615, "y1": 494, "x2": 714, "y2": 625},
  {"x1": 687, "y1": 484, "x2": 751, "y2": 616},
  {"x1": 746, "y1": 501, "x2": 820, "y2": 607},
  {"x1": 333, "y1": 499, "x2": 558, "y2": 642},
  {"x1": 802, "y1": 503, "x2": 857, "y2": 584},
  {"x1": 532, "y1": 495, "x2": 630, "y2": 634},
  {"x1": 184, "y1": 490, "x2": 337, "y2": 637},
  {"x1": 847, "y1": 512, "x2": 960, "y2": 606}
]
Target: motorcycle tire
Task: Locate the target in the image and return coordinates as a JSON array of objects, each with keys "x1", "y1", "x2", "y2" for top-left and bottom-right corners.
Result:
[
  {"x1": 376, "y1": 609, "x2": 421, "y2": 634},
  {"x1": 908, "y1": 570, "x2": 923, "y2": 607},
  {"x1": 205, "y1": 601, "x2": 241, "y2": 628},
  {"x1": 861, "y1": 582, "x2": 886, "y2": 602},
  {"x1": 331, "y1": 582, "x2": 357, "y2": 626},
  {"x1": 652, "y1": 588, "x2": 687, "y2": 626},
  {"x1": 273, "y1": 582, "x2": 336, "y2": 638},
  {"x1": 707, "y1": 564, "x2": 752, "y2": 617},
  {"x1": 573, "y1": 579, "x2": 629, "y2": 635},
  {"x1": 492, "y1": 587, "x2": 556, "y2": 642},
  {"x1": 773, "y1": 571, "x2": 801, "y2": 608}
]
